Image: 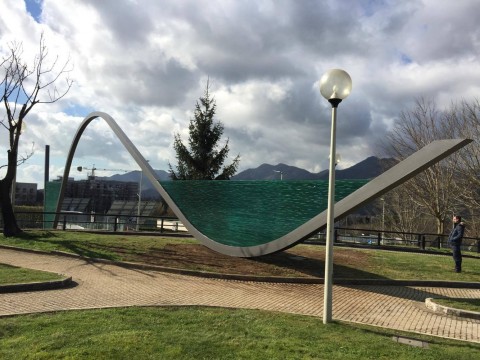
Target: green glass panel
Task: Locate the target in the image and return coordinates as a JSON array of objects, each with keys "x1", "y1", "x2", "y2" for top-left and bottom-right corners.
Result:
[
  {"x1": 160, "y1": 180, "x2": 368, "y2": 247},
  {"x1": 44, "y1": 181, "x2": 61, "y2": 229}
]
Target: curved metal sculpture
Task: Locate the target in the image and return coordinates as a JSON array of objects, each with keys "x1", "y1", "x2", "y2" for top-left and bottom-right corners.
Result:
[{"x1": 54, "y1": 112, "x2": 472, "y2": 257}]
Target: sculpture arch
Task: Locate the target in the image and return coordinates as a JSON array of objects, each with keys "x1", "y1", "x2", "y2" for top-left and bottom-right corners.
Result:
[{"x1": 54, "y1": 112, "x2": 472, "y2": 257}]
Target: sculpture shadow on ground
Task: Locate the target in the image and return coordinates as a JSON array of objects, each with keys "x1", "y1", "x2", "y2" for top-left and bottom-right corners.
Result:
[{"x1": 252, "y1": 250, "x2": 386, "y2": 279}]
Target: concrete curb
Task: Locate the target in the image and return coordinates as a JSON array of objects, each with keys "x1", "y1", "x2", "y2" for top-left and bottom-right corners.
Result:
[
  {"x1": 2, "y1": 244, "x2": 480, "y2": 288},
  {"x1": 0, "y1": 276, "x2": 74, "y2": 293},
  {"x1": 425, "y1": 298, "x2": 480, "y2": 320}
]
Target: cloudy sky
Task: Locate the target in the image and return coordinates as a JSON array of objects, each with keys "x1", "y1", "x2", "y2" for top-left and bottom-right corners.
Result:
[{"x1": 1, "y1": 0, "x2": 479, "y2": 187}]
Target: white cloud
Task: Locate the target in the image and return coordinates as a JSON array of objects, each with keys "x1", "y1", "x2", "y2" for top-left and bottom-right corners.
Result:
[{"x1": 0, "y1": 0, "x2": 479, "y2": 187}]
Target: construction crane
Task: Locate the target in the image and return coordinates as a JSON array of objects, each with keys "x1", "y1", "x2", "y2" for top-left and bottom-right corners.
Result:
[{"x1": 76, "y1": 164, "x2": 129, "y2": 179}]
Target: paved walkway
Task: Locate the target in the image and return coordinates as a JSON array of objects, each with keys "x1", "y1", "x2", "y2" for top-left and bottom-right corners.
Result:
[{"x1": 1, "y1": 248, "x2": 479, "y2": 343}]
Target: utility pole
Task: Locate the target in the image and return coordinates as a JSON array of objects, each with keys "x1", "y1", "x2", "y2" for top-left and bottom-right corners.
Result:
[{"x1": 137, "y1": 160, "x2": 149, "y2": 231}]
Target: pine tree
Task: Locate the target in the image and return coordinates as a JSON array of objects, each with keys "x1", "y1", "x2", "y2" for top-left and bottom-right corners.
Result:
[{"x1": 169, "y1": 84, "x2": 240, "y2": 180}]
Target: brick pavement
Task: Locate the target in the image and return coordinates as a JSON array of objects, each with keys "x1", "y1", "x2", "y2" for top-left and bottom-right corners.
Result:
[{"x1": 1, "y1": 248, "x2": 479, "y2": 343}]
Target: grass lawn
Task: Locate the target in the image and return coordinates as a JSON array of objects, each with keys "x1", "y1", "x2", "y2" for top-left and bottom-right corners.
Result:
[
  {"x1": 357, "y1": 250, "x2": 480, "y2": 281},
  {"x1": 434, "y1": 298, "x2": 480, "y2": 313},
  {"x1": 0, "y1": 230, "x2": 198, "y2": 260},
  {"x1": 0, "y1": 263, "x2": 65, "y2": 285},
  {"x1": 0, "y1": 230, "x2": 479, "y2": 282},
  {"x1": 0, "y1": 307, "x2": 479, "y2": 360},
  {"x1": 1, "y1": 231, "x2": 479, "y2": 357}
]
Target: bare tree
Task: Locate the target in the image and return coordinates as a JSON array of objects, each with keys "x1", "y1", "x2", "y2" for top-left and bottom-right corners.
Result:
[
  {"x1": 444, "y1": 99, "x2": 480, "y2": 236},
  {"x1": 0, "y1": 34, "x2": 73, "y2": 236},
  {"x1": 382, "y1": 186, "x2": 429, "y2": 234},
  {"x1": 382, "y1": 98, "x2": 460, "y2": 234}
]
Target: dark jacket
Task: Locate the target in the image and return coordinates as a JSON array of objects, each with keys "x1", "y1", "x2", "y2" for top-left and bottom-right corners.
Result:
[{"x1": 448, "y1": 222, "x2": 465, "y2": 245}]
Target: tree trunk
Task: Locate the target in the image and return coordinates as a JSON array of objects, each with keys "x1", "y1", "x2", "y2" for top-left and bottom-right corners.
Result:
[
  {"x1": 0, "y1": 179, "x2": 22, "y2": 237},
  {"x1": 436, "y1": 217, "x2": 444, "y2": 235}
]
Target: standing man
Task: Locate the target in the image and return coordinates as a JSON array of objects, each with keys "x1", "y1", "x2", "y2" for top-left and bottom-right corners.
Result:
[{"x1": 448, "y1": 215, "x2": 465, "y2": 273}]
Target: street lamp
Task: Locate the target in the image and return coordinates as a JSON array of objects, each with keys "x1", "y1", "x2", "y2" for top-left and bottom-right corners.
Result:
[
  {"x1": 381, "y1": 197, "x2": 385, "y2": 241},
  {"x1": 319, "y1": 68, "x2": 352, "y2": 324},
  {"x1": 137, "y1": 160, "x2": 149, "y2": 231}
]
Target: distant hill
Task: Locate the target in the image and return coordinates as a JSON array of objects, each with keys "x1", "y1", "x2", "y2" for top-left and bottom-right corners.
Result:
[
  {"x1": 100, "y1": 157, "x2": 396, "y2": 199},
  {"x1": 317, "y1": 156, "x2": 397, "y2": 180},
  {"x1": 104, "y1": 169, "x2": 171, "y2": 183},
  {"x1": 232, "y1": 163, "x2": 317, "y2": 180},
  {"x1": 98, "y1": 169, "x2": 170, "y2": 199},
  {"x1": 233, "y1": 156, "x2": 396, "y2": 180}
]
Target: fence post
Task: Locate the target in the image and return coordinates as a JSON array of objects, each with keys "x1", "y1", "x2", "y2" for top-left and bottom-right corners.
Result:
[
  {"x1": 418, "y1": 234, "x2": 426, "y2": 250},
  {"x1": 377, "y1": 232, "x2": 381, "y2": 246}
]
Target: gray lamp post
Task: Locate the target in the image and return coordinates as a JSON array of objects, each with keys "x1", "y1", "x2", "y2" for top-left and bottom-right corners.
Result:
[
  {"x1": 319, "y1": 68, "x2": 352, "y2": 324},
  {"x1": 137, "y1": 160, "x2": 149, "y2": 231},
  {"x1": 136, "y1": 170, "x2": 143, "y2": 231},
  {"x1": 381, "y1": 197, "x2": 385, "y2": 241}
]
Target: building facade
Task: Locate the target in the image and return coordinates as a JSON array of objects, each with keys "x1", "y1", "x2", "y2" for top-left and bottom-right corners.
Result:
[
  {"x1": 60, "y1": 178, "x2": 139, "y2": 214},
  {"x1": 14, "y1": 182, "x2": 38, "y2": 205}
]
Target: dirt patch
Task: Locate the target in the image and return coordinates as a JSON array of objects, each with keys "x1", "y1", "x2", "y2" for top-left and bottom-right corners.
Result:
[{"x1": 126, "y1": 243, "x2": 372, "y2": 278}]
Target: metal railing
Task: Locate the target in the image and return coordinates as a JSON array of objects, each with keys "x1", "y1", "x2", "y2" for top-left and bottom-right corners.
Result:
[
  {"x1": 5, "y1": 211, "x2": 480, "y2": 254},
  {"x1": 10, "y1": 211, "x2": 188, "y2": 234},
  {"x1": 308, "y1": 227, "x2": 480, "y2": 253}
]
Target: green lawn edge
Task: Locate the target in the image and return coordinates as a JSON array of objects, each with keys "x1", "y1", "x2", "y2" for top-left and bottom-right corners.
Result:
[
  {"x1": 433, "y1": 298, "x2": 480, "y2": 313},
  {"x1": 0, "y1": 230, "x2": 479, "y2": 282},
  {"x1": 0, "y1": 263, "x2": 66, "y2": 286},
  {"x1": 0, "y1": 307, "x2": 478, "y2": 359}
]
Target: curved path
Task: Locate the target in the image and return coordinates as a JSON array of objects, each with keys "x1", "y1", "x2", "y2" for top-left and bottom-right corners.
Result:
[{"x1": 0, "y1": 248, "x2": 479, "y2": 343}]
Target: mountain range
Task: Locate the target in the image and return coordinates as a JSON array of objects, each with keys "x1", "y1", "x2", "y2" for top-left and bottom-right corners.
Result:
[
  {"x1": 101, "y1": 156, "x2": 396, "y2": 199},
  {"x1": 231, "y1": 156, "x2": 396, "y2": 180}
]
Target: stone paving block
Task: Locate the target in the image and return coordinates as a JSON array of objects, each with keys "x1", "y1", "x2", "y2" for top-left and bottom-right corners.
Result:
[{"x1": 0, "y1": 248, "x2": 479, "y2": 343}]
